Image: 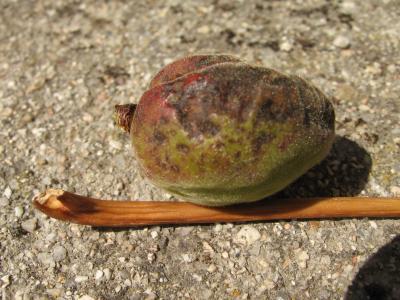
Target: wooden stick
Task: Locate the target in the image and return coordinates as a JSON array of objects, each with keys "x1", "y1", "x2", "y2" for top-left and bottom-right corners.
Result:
[{"x1": 32, "y1": 189, "x2": 400, "y2": 227}]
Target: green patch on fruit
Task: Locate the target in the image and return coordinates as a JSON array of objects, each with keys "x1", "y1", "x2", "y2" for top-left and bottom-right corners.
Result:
[{"x1": 132, "y1": 110, "x2": 333, "y2": 206}]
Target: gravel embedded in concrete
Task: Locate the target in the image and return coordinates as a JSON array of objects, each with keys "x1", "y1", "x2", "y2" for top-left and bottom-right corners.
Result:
[{"x1": 1, "y1": 0, "x2": 399, "y2": 299}]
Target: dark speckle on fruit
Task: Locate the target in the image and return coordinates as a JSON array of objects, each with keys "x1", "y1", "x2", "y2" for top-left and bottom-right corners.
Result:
[
  {"x1": 176, "y1": 143, "x2": 190, "y2": 153},
  {"x1": 153, "y1": 130, "x2": 167, "y2": 145},
  {"x1": 252, "y1": 131, "x2": 276, "y2": 155}
]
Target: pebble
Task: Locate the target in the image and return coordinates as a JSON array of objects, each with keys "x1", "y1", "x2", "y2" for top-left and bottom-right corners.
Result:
[
  {"x1": 1, "y1": 275, "x2": 11, "y2": 288},
  {"x1": 53, "y1": 245, "x2": 67, "y2": 262},
  {"x1": 82, "y1": 112, "x2": 94, "y2": 123},
  {"x1": 109, "y1": 140, "x2": 122, "y2": 150},
  {"x1": 202, "y1": 241, "x2": 215, "y2": 255},
  {"x1": 75, "y1": 275, "x2": 89, "y2": 283},
  {"x1": 320, "y1": 255, "x2": 331, "y2": 265},
  {"x1": 38, "y1": 252, "x2": 55, "y2": 266},
  {"x1": 264, "y1": 278, "x2": 275, "y2": 290},
  {"x1": 95, "y1": 270, "x2": 104, "y2": 280},
  {"x1": 201, "y1": 289, "x2": 213, "y2": 299},
  {"x1": 197, "y1": 25, "x2": 210, "y2": 34},
  {"x1": 280, "y1": 41, "x2": 293, "y2": 52},
  {"x1": 340, "y1": 1, "x2": 357, "y2": 14},
  {"x1": 334, "y1": 84, "x2": 359, "y2": 102},
  {"x1": 214, "y1": 224, "x2": 222, "y2": 232},
  {"x1": 144, "y1": 291, "x2": 157, "y2": 300},
  {"x1": 15, "y1": 206, "x2": 24, "y2": 218},
  {"x1": 333, "y1": 35, "x2": 351, "y2": 49},
  {"x1": 78, "y1": 296, "x2": 95, "y2": 300},
  {"x1": 234, "y1": 226, "x2": 261, "y2": 245},
  {"x1": 103, "y1": 268, "x2": 111, "y2": 280},
  {"x1": 369, "y1": 221, "x2": 378, "y2": 229},
  {"x1": 147, "y1": 253, "x2": 156, "y2": 263},
  {"x1": 1, "y1": 107, "x2": 13, "y2": 117},
  {"x1": 0, "y1": 197, "x2": 9, "y2": 206},
  {"x1": 207, "y1": 264, "x2": 217, "y2": 273},
  {"x1": 181, "y1": 253, "x2": 194, "y2": 263},
  {"x1": 150, "y1": 231, "x2": 158, "y2": 239},
  {"x1": 46, "y1": 289, "x2": 63, "y2": 297},
  {"x1": 192, "y1": 274, "x2": 202, "y2": 282},
  {"x1": 175, "y1": 226, "x2": 194, "y2": 236},
  {"x1": 295, "y1": 250, "x2": 310, "y2": 268},
  {"x1": 390, "y1": 186, "x2": 400, "y2": 196},
  {"x1": 3, "y1": 186, "x2": 12, "y2": 199},
  {"x1": 21, "y1": 218, "x2": 37, "y2": 233}
]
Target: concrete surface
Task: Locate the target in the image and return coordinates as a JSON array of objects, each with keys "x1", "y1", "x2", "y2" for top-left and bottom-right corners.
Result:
[{"x1": 0, "y1": 0, "x2": 399, "y2": 299}]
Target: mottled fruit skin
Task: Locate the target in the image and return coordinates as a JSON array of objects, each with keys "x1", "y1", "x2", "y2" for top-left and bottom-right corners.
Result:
[{"x1": 122, "y1": 55, "x2": 335, "y2": 206}]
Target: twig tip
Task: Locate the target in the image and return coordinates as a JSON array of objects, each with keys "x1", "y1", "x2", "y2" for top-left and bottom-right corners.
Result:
[{"x1": 33, "y1": 189, "x2": 65, "y2": 207}]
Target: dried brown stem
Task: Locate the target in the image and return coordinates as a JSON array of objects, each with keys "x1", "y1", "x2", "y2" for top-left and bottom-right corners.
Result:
[{"x1": 32, "y1": 189, "x2": 400, "y2": 227}]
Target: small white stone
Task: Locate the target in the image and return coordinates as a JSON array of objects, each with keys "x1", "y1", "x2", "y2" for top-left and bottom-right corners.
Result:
[
  {"x1": 1, "y1": 275, "x2": 11, "y2": 287},
  {"x1": 280, "y1": 41, "x2": 293, "y2": 52},
  {"x1": 390, "y1": 186, "x2": 400, "y2": 196},
  {"x1": 264, "y1": 278, "x2": 275, "y2": 290},
  {"x1": 214, "y1": 224, "x2": 222, "y2": 232},
  {"x1": 3, "y1": 186, "x2": 12, "y2": 199},
  {"x1": 181, "y1": 253, "x2": 194, "y2": 263},
  {"x1": 82, "y1": 113, "x2": 94, "y2": 123},
  {"x1": 235, "y1": 226, "x2": 261, "y2": 245},
  {"x1": 365, "y1": 63, "x2": 382, "y2": 75},
  {"x1": 295, "y1": 249, "x2": 310, "y2": 268},
  {"x1": 192, "y1": 273, "x2": 202, "y2": 282},
  {"x1": 150, "y1": 231, "x2": 158, "y2": 239},
  {"x1": 75, "y1": 275, "x2": 89, "y2": 283},
  {"x1": 124, "y1": 279, "x2": 132, "y2": 287},
  {"x1": 46, "y1": 288, "x2": 62, "y2": 297},
  {"x1": 53, "y1": 245, "x2": 67, "y2": 262},
  {"x1": 387, "y1": 64, "x2": 397, "y2": 73},
  {"x1": 0, "y1": 197, "x2": 9, "y2": 207},
  {"x1": 176, "y1": 226, "x2": 194, "y2": 236},
  {"x1": 14, "y1": 206, "x2": 24, "y2": 218},
  {"x1": 95, "y1": 270, "x2": 104, "y2": 280},
  {"x1": 202, "y1": 241, "x2": 215, "y2": 254},
  {"x1": 333, "y1": 35, "x2": 351, "y2": 49},
  {"x1": 369, "y1": 221, "x2": 378, "y2": 229},
  {"x1": 21, "y1": 218, "x2": 37, "y2": 233},
  {"x1": 103, "y1": 268, "x2": 111, "y2": 280},
  {"x1": 221, "y1": 251, "x2": 229, "y2": 259},
  {"x1": 147, "y1": 253, "x2": 156, "y2": 263},
  {"x1": 197, "y1": 25, "x2": 210, "y2": 34},
  {"x1": 340, "y1": 1, "x2": 357, "y2": 14},
  {"x1": 320, "y1": 255, "x2": 331, "y2": 265},
  {"x1": 144, "y1": 290, "x2": 157, "y2": 300},
  {"x1": 78, "y1": 296, "x2": 95, "y2": 300},
  {"x1": 359, "y1": 104, "x2": 370, "y2": 112},
  {"x1": 109, "y1": 140, "x2": 122, "y2": 150},
  {"x1": 1, "y1": 107, "x2": 13, "y2": 117},
  {"x1": 207, "y1": 264, "x2": 217, "y2": 273},
  {"x1": 38, "y1": 252, "x2": 55, "y2": 267}
]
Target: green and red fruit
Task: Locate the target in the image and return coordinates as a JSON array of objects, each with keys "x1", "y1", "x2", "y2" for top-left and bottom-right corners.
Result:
[{"x1": 115, "y1": 54, "x2": 335, "y2": 206}]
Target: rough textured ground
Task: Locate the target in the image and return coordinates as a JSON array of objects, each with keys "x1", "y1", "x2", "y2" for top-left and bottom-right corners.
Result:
[{"x1": 1, "y1": 0, "x2": 399, "y2": 299}]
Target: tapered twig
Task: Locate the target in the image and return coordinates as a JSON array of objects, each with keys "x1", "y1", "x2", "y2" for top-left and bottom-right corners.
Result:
[{"x1": 32, "y1": 189, "x2": 400, "y2": 227}]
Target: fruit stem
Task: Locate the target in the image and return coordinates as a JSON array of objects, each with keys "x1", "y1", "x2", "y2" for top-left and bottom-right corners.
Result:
[
  {"x1": 33, "y1": 189, "x2": 400, "y2": 227},
  {"x1": 114, "y1": 104, "x2": 137, "y2": 133}
]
